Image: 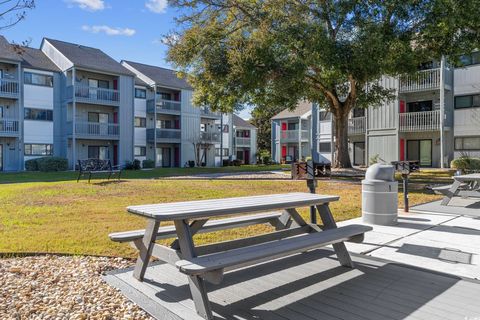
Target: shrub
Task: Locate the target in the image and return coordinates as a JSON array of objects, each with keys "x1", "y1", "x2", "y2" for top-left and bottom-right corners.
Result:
[
  {"x1": 142, "y1": 159, "x2": 155, "y2": 168},
  {"x1": 25, "y1": 158, "x2": 39, "y2": 171},
  {"x1": 451, "y1": 155, "x2": 480, "y2": 170},
  {"x1": 258, "y1": 150, "x2": 271, "y2": 165},
  {"x1": 369, "y1": 154, "x2": 380, "y2": 165},
  {"x1": 36, "y1": 157, "x2": 68, "y2": 172},
  {"x1": 125, "y1": 159, "x2": 141, "y2": 170},
  {"x1": 233, "y1": 159, "x2": 243, "y2": 166}
]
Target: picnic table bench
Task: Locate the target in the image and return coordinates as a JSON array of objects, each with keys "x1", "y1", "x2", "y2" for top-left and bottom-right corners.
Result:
[
  {"x1": 109, "y1": 192, "x2": 372, "y2": 320},
  {"x1": 433, "y1": 173, "x2": 480, "y2": 205},
  {"x1": 77, "y1": 159, "x2": 122, "y2": 183}
]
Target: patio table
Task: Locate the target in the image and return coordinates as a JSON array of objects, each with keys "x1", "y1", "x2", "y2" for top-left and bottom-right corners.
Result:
[
  {"x1": 110, "y1": 192, "x2": 371, "y2": 319},
  {"x1": 440, "y1": 173, "x2": 480, "y2": 205}
]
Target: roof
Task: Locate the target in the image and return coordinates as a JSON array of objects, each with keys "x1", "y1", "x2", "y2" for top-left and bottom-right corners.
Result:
[
  {"x1": 135, "y1": 77, "x2": 149, "y2": 87},
  {"x1": 0, "y1": 36, "x2": 60, "y2": 72},
  {"x1": 271, "y1": 100, "x2": 312, "y2": 120},
  {"x1": 44, "y1": 38, "x2": 134, "y2": 76},
  {"x1": 122, "y1": 60, "x2": 191, "y2": 90},
  {"x1": 233, "y1": 114, "x2": 256, "y2": 129}
]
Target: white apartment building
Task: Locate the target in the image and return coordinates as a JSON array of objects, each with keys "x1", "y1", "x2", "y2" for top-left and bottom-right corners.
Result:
[
  {"x1": 0, "y1": 36, "x2": 257, "y2": 172},
  {"x1": 272, "y1": 54, "x2": 480, "y2": 168},
  {"x1": 232, "y1": 114, "x2": 257, "y2": 165}
]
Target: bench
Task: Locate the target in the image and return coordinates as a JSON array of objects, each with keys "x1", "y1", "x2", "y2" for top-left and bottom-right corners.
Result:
[
  {"x1": 112, "y1": 192, "x2": 372, "y2": 320},
  {"x1": 77, "y1": 159, "x2": 122, "y2": 183}
]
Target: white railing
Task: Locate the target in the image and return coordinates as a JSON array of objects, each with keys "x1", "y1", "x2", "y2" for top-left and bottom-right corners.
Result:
[
  {"x1": 157, "y1": 99, "x2": 181, "y2": 112},
  {"x1": 0, "y1": 79, "x2": 19, "y2": 97},
  {"x1": 0, "y1": 118, "x2": 19, "y2": 134},
  {"x1": 70, "y1": 121, "x2": 119, "y2": 137},
  {"x1": 280, "y1": 130, "x2": 309, "y2": 142},
  {"x1": 200, "y1": 131, "x2": 221, "y2": 143},
  {"x1": 348, "y1": 117, "x2": 366, "y2": 135},
  {"x1": 399, "y1": 110, "x2": 440, "y2": 132},
  {"x1": 399, "y1": 68, "x2": 441, "y2": 92},
  {"x1": 69, "y1": 85, "x2": 120, "y2": 104},
  {"x1": 236, "y1": 137, "x2": 251, "y2": 146},
  {"x1": 200, "y1": 107, "x2": 221, "y2": 117}
]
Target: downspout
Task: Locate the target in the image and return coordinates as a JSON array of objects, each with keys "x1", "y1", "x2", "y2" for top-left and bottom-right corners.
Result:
[
  {"x1": 72, "y1": 68, "x2": 76, "y2": 170},
  {"x1": 440, "y1": 56, "x2": 446, "y2": 169}
]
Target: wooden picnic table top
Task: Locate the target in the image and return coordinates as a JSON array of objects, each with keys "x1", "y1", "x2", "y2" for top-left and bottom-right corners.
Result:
[
  {"x1": 453, "y1": 173, "x2": 480, "y2": 182},
  {"x1": 127, "y1": 192, "x2": 339, "y2": 221}
]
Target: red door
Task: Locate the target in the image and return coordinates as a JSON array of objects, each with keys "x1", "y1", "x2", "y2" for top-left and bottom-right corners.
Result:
[
  {"x1": 244, "y1": 150, "x2": 250, "y2": 164},
  {"x1": 113, "y1": 145, "x2": 118, "y2": 166},
  {"x1": 174, "y1": 147, "x2": 180, "y2": 167},
  {"x1": 281, "y1": 145, "x2": 287, "y2": 158},
  {"x1": 113, "y1": 112, "x2": 118, "y2": 124},
  {"x1": 113, "y1": 79, "x2": 118, "y2": 90}
]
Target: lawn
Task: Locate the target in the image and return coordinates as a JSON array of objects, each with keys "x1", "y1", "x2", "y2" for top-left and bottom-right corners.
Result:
[{"x1": 0, "y1": 177, "x2": 441, "y2": 258}]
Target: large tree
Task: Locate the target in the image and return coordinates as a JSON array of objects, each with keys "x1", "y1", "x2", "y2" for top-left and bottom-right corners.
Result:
[
  {"x1": 167, "y1": 0, "x2": 479, "y2": 168},
  {"x1": 0, "y1": 0, "x2": 34, "y2": 30}
]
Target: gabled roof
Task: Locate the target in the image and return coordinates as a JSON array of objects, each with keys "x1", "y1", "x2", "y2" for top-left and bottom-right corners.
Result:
[
  {"x1": 19, "y1": 46, "x2": 61, "y2": 72},
  {"x1": 135, "y1": 77, "x2": 149, "y2": 87},
  {"x1": 233, "y1": 114, "x2": 256, "y2": 129},
  {"x1": 271, "y1": 100, "x2": 312, "y2": 120},
  {"x1": 122, "y1": 60, "x2": 191, "y2": 90},
  {"x1": 44, "y1": 38, "x2": 133, "y2": 76},
  {"x1": 0, "y1": 36, "x2": 21, "y2": 62}
]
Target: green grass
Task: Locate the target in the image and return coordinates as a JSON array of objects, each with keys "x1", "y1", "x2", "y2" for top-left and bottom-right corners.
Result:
[
  {"x1": 0, "y1": 164, "x2": 288, "y2": 184},
  {"x1": 0, "y1": 177, "x2": 441, "y2": 258}
]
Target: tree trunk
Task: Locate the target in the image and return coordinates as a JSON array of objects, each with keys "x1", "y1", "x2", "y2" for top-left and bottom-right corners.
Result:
[{"x1": 333, "y1": 112, "x2": 352, "y2": 168}]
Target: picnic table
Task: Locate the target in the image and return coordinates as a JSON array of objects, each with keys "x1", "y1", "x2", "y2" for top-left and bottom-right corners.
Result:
[
  {"x1": 436, "y1": 173, "x2": 480, "y2": 205},
  {"x1": 109, "y1": 192, "x2": 371, "y2": 320}
]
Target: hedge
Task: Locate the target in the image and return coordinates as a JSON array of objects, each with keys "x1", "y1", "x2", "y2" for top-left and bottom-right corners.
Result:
[
  {"x1": 451, "y1": 156, "x2": 480, "y2": 170},
  {"x1": 25, "y1": 157, "x2": 68, "y2": 172},
  {"x1": 142, "y1": 159, "x2": 155, "y2": 168}
]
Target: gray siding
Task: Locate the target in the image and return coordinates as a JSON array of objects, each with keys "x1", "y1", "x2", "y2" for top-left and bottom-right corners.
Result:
[
  {"x1": 368, "y1": 76, "x2": 399, "y2": 130},
  {"x1": 118, "y1": 75, "x2": 135, "y2": 165},
  {"x1": 53, "y1": 73, "x2": 67, "y2": 158},
  {"x1": 368, "y1": 134, "x2": 398, "y2": 164}
]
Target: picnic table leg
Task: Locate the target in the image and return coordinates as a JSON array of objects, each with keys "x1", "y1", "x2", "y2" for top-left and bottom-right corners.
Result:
[
  {"x1": 316, "y1": 204, "x2": 354, "y2": 268},
  {"x1": 441, "y1": 180, "x2": 461, "y2": 206},
  {"x1": 133, "y1": 219, "x2": 160, "y2": 281},
  {"x1": 174, "y1": 219, "x2": 213, "y2": 320}
]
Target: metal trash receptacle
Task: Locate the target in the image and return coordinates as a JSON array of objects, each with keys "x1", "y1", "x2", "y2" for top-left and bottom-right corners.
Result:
[{"x1": 362, "y1": 164, "x2": 398, "y2": 226}]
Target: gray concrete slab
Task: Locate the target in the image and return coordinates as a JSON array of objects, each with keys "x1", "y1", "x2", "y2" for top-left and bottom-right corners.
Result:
[
  {"x1": 104, "y1": 249, "x2": 480, "y2": 320},
  {"x1": 411, "y1": 198, "x2": 480, "y2": 217}
]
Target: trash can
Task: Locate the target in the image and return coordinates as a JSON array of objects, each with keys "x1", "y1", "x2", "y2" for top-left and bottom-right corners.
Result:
[{"x1": 362, "y1": 164, "x2": 398, "y2": 225}]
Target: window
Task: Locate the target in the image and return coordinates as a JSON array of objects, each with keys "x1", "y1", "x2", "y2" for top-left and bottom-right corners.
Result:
[
  {"x1": 0, "y1": 106, "x2": 3, "y2": 118},
  {"x1": 319, "y1": 142, "x2": 331, "y2": 153},
  {"x1": 88, "y1": 112, "x2": 109, "y2": 123},
  {"x1": 319, "y1": 111, "x2": 332, "y2": 121},
  {"x1": 89, "y1": 79, "x2": 109, "y2": 89},
  {"x1": 407, "y1": 100, "x2": 433, "y2": 112},
  {"x1": 134, "y1": 117, "x2": 146, "y2": 128},
  {"x1": 458, "y1": 51, "x2": 480, "y2": 67},
  {"x1": 353, "y1": 108, "x2": 365, "y2": 118},
  {"x1": 24, "y1": 144, "x2": 53, "y2": 156},
  {"x1": 455, "y1": 94, "x2": 480, "y2": 109},
  {"x1": 24, "y1": 72, "x2": 53, "y2": 87},
  {"x1": 455, "y1": 137, "x2": 480, "y2": 150},
  {"x1": 215, "y1": 148, "x2": 229, "y2": 156},
  {"x1": 287, "y1": 122, "x2": 298, "y2": 130},
  {"x1": 88, "y1": 146, "x2": 109, "y2": 160},
  {"x1": 24, "y1": 108, "x2": 53, "y2": 121},
  {"x1": 157, "y1": 92, "x2": 171, "y2": 100},
  {"x1": 134, "y1": 146, "x2": 147, "y2": 156},
  {"x1": 135, "y1": 88, "x2": 147, "y2": 99}
]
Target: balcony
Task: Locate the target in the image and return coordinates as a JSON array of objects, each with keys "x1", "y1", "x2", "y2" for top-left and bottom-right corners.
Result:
[
  {"x1": 200, "y1": 107, "x2": 221, "y2": 118},
  {"x1": 236, "y1": 137, "x2": 251, "y2": 147},
  {"x1": 148, "y1": 98, "x2": 182, "y2": 115},
  {"x1": 399, "y1": 110, "x2": 440, "y2": 132},
  {"x1": 0, "y1": 79, "x2": 19, "y2": 99},
  {"x1": 0, "y1": 118, "x2": 19, "y2": 136},
  {"x1": 68, "y1": 85, "x2": 120, "y2": 106},
  {"x1": 280, "y1": 130, "x2": 309, "y2": 143},
  {"x1": 68, "y1": 121, "x2": 119, "y2": 139},
  {"x1": 348, "y1": 117, "x2": 366, "y2": 135},
  {"x1": 399, "y1": 68, "x2": 441, "y2": 93},
  {"x1": 147, "y1": 128, "x2": 181, "y2": 142},
  {"x1": 200, "y1": 131, "x2": 221, "y2": 143}
]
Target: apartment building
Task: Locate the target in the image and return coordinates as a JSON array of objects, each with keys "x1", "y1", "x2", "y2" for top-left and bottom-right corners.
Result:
[
  {"x1": 0, "y1": 37, "x2": 252, "y2": 172},
  {"x1": 232, "y1": 114, "x2": 257, "y2": 164},
  {"x1": 272, "y1": 56, "x2": 480, "y2": 168}
]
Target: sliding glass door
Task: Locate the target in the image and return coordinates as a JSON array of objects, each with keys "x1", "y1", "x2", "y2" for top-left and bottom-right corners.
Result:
[{"x1": 407, "y1": 140, "x2": 432, "y2": 167}]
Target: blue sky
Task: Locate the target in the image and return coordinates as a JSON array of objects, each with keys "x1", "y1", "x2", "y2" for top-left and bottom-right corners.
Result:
[{"x1": 1, "y1": 0, "x2": 253, "y2": 118}]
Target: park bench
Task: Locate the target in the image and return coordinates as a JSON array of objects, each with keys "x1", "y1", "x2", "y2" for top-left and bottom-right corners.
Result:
[
  {"x1": 110, "y1": 192, "x2": 371, "y2": 320},
  {"x1": 77, "y1": 159, "x2": 122, "y2": 183}
]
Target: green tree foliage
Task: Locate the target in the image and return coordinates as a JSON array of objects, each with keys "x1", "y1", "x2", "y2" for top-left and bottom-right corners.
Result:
[
  {"x1": 250, "y1": 104, "x2": 284, "y2": 153},
  {"x1": 167, "y1": 0, "x2": 479, "y2": 167}
]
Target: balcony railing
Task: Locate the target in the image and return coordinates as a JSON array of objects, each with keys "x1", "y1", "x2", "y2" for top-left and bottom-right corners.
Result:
[
  {"x1": 200, "y1": 107, "x2": 221, "y2": 118},
  {"x1": 0, "y1": 79, "x2": 19, "y2": 98},
  {"x1": 236, "y1": 137, "x2": 251, "y2": 147},
  {"x1": 280, "y1": 130, "x2": 309, "y2": 142},
  {"x1": 156, "y1": 128, "x2": 181, "y2": 140},
  {"x1": 68, "y1": 85, "x2": 120, "y2": 105},
  {"x1": 157, "y1": 99, "x2": 181, "y2": 113},
  {"x1": 399, "y1": 68, "x2": 441, "y2": 93},
  {"x1": 348, "y1": 117, "x2": 366, "y2": 135},
  {"x1": 399, "y1": 110, "x2": 440, "y2": 132},
  {"x1": 200, "y1": 131, "x2": 221, "y2": 143},
  {"x1": 0, "y1": 118, "x2": 19, "y2": 135},
  {"x1": 68, "y1": 121, "x2": 119, "y2": 138}
]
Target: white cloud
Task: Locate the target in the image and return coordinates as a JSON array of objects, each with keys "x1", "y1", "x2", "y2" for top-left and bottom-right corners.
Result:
[
  {"x1": 145, "y1": 0, "x2": 168, "y2": 13},
  {"x1": 68, "y1": 0, "x2": 106, "y2": 11},
  {"x1": 82, "y1": 25, "x2": 136, "y2": 36}
]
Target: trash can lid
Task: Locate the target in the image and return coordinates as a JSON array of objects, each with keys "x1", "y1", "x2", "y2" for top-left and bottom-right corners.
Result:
[{"x1": 364, "y1": 163, "x2": 395, "y2": 182}]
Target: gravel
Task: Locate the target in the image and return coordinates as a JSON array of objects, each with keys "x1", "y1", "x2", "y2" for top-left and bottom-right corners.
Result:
[{"x1": 0, "y1": 255, "x2": 152, "y2": 320}]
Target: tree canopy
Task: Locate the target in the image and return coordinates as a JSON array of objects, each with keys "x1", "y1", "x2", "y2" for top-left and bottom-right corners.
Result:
[{"x1": 167, "y1": 0, "x2": 479, "y2": 167}]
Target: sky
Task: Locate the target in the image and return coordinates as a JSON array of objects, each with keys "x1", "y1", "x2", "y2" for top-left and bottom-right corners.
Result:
[{"x1": 1, "y1": 0, "x2": 253, "y2": 119}]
